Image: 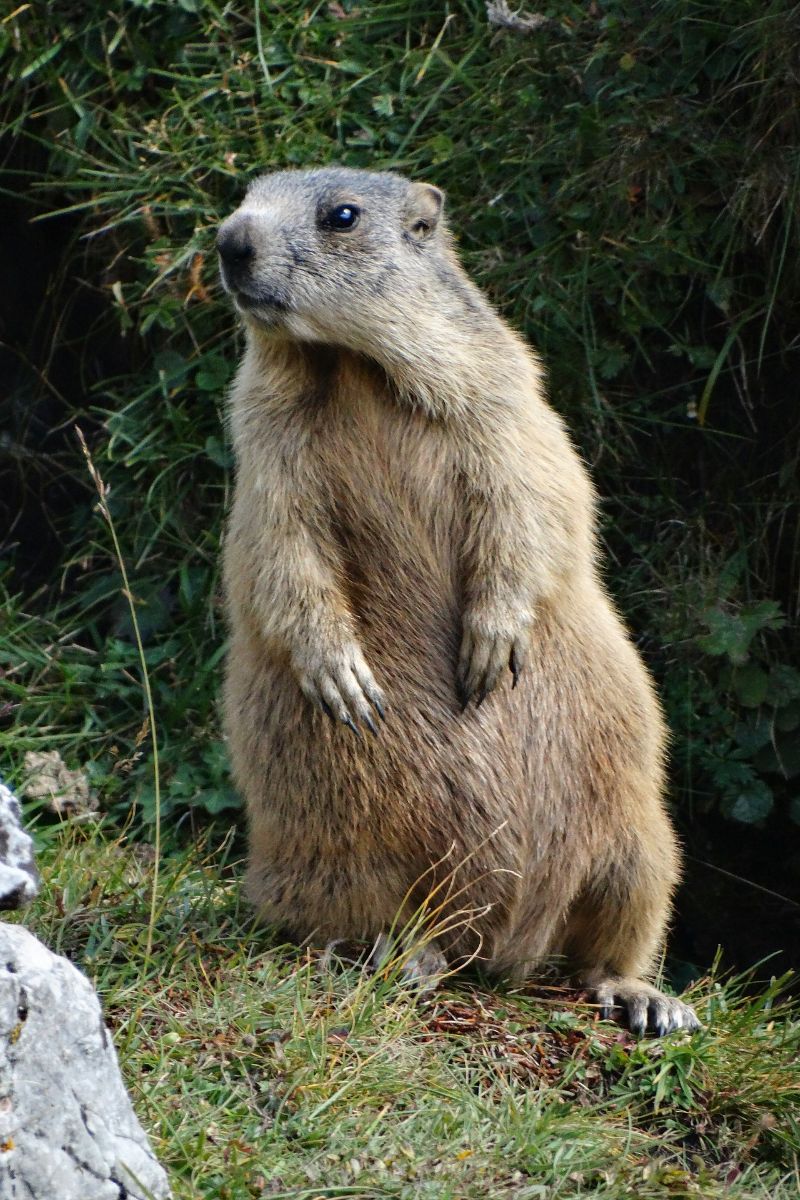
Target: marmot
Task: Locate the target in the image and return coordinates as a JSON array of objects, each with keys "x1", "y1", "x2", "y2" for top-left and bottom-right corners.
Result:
[{"x1": 217, "y1": 167, "x2": 699, "y2": 1037}]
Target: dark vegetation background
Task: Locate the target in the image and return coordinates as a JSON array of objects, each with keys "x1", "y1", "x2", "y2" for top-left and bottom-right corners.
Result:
[{"x1": 1, "y1": 0, "x2": 798, "y2": 978}]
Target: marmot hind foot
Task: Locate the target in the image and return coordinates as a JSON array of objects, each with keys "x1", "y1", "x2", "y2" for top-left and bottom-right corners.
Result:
[{"x1": 591, "y1": 975, "x2": 701, "y2": 1038}]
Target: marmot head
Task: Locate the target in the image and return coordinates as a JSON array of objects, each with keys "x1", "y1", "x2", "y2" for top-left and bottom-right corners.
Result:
[{"x1": 217, "y1": 167, "x2": 452, "y2": 351}]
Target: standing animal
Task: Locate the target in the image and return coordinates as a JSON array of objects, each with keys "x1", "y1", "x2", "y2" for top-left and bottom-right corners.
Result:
[{"x1": 217, "y1": 166, "x2": 699, "y2": 1037}]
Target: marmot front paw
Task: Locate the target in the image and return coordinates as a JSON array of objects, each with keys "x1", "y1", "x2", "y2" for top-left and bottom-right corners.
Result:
[
  {"x1": 458, "y1": 610, "x2": 531, "y2": 708},
  {"x1": 293, "y1": 641, "x2": 386, "y2": 736}
]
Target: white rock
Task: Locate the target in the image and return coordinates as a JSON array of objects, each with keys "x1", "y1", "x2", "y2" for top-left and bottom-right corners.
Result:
[
  {"x1": 22, "y1": 750, "x2": 96, "y2": 818},
  {"x1": 0, "y1": 924, "x2": 171, "y2": 1199},
  {"x1": 0, "y1": 782, "x2": 39, "y2": 911}
]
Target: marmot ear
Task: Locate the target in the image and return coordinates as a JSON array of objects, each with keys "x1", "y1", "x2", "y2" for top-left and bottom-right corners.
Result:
[{"x1": 404, "y1": 182, "x2": 444, "y2": 240}]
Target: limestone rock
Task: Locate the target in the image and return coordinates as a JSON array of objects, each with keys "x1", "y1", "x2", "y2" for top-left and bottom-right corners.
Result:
[
  {"x1": 486, "y1": 1, "x2": 550, "y2": 34},
  {"x1": 0, "y1": 781, "x2": 39, "y2": 911},
  {"x1": 22, "y1": 750, "x2": 96, "y2": 818},
  {"x1": 0, "y1": 923, "x2": 171, "y2": 1199}
]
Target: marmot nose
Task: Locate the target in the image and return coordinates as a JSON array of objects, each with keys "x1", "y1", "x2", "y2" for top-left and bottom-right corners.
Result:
[{"x1": 216, "y1": 217, "x2": 255, "y2": 272}]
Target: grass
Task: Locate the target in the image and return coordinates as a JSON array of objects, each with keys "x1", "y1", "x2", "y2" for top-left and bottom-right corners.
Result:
[{"x1": 18, "y1": 822, "x2": 800, "y2": 1199}]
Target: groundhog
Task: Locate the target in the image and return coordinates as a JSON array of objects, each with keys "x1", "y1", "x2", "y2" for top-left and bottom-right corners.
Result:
[{"x1": 217, "y1": 166, "x2": 700, "y2": 1037}]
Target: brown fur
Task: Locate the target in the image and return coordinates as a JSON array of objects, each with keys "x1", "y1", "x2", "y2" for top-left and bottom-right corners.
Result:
[{"x1": 218, "y1": 167, "x2": 698, "y2": 1035}]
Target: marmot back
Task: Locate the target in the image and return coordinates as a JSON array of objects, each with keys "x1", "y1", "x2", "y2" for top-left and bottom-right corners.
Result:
[{"x1": 218, "y1": 166, "x2": 699, "y2": 1037}]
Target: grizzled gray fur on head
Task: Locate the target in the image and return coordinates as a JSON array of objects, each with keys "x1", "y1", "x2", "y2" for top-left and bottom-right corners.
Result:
[{"x1": 215, "y1": 167, "x2": 467, "y2": 353}]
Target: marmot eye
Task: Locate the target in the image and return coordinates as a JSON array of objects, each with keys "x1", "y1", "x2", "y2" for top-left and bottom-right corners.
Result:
[{"x1": 324, "y1": 204, "x2": 360, "y2": 231}]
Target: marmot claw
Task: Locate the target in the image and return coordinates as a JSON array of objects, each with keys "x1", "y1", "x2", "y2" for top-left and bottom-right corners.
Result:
[
  {"x1": 592, "y1": 977, "x2": 702, "y2": 1038},
  {"x1": 458, "y1": 617, "x2": 529, "y2": 708},
  {"x1": 295, "y1": 642, "x2": 386, "y2": 736}
]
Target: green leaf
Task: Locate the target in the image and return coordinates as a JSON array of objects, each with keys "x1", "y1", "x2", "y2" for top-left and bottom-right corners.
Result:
[
  {"x1": 204, "y1": 436, "x2": 233, "y2": 469},
  {"x1": 697, "y1": 601, "x2": 785, "y2": 665},
  {"x1": 335, "y1": 58, "x2": 366, "y2": 76},
  {"x1": 195, "y1": 356, "x2": 231, "y2": 392},
  {"x1": 196, "y1": 787, "x2": 241, "y2": 814},
  {"x1": 154, "y1": 350, "x2": 189, "y2": 385},
  {"x1": 707, "y1": 277, "x2": 733, "y2": 313},
  {"x1": 709, "y1": 757, "x2": 755, "y2": 791},
  {"x1": 717, "y1": 551, "x2": 748, "y2": 599},
  {"x1": 372, "y1": 94, "x2": 395, "y2": 118},
  {"x1": 739, "y1": 600, "x2": 786, "y2": 638},
  {"x1": 734, "y1": 717, "x2": 773, "y2": 756},
  {"x1": 768, "y1": 665, "x2": 800, "y2": 707},
  {"x1": 721, "y1": 781, "x2": 774, "y2": 824},
  {"x1": 596, "y1": 343, "x2": 628, "y2": 380},
  {"x1": 169, "y1": 762, "x2": 199, "y2": 798},
  {"x1": 695, "y1": 609, "x2": 740, "y2": 658},
  {"x1": 733, "y1": 663, "x2": 768, "y2": 708},
  {"x1": 428, "y1": 132, "x2": 455, "y2": 160}
]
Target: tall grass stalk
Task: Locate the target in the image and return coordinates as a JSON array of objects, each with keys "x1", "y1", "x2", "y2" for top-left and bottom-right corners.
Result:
[{"x1": 76, "y1": 425, "x2": 162, "y2": 963}]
